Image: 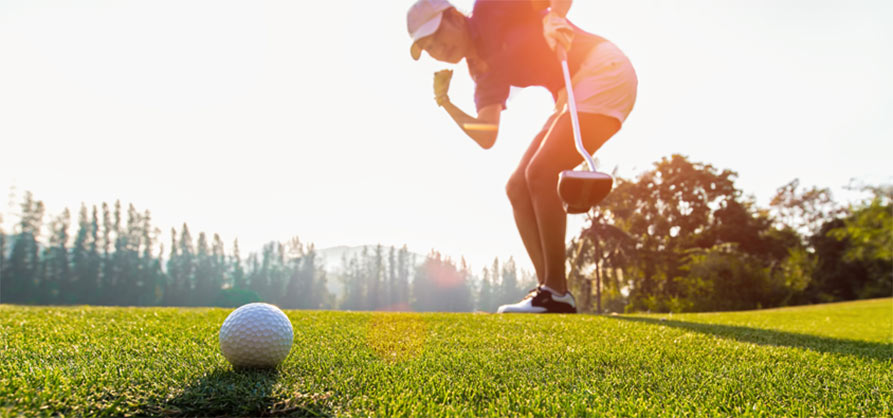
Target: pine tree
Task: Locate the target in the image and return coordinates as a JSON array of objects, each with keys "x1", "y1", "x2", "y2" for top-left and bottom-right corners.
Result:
[
  {"x1": 69, "y1": 205, "x2": 91, "y2": 304},
  {"x1": 164, "y1": 228, "x2": 180, "y2": 306},
  {"x1": 372, "y1": 244, "x2": 385, "y2": 309},
  {"x1": 194, "y1": 232, "x2": 214, "y2": 306},
  {"x1": 117, "y1": 203, "x2": 142, "y2": 305},
  {"x1": 458, "y1": 257, "x2": 474, "y2": 311},
  {"x1": 245, "y1": 252, "x2": 260, "y2": 298},
  {"x1": 396, "y1": 245, "x2": 412, "y2": 310},
  {"x1": 478, "y1": 266, "x2": 493, "y2": 312},
  {"x1": 4, "y1": 192, "x2": 45, "y2": 303},
  {"x1": 41, "y1": 209, "x2": 71, "y2": 304},
  {"x1": 412, "y1": 251, "x2": 472, "y2": 312},
  {"x1": 85, "y1": 206, "x2": 102, "y2": 304},
  {"x1": 387, "y1": 246, "x2": 397, "y2": 309},
  {"x1": 307, "y1": 244, "x2": 332, "y2": 309},
  {"x1": 500, "y1": 257, "x2": 519, "y2": 303},
  {"x1": 359, "y1": 246, "x2": 375, "y2": 310},
  {"x1": 253, "y1": 241, "x2": 286, "y2": 303},
  {"x1": 410, "y1": 251, "x2": 435, "y2": 311},
  {"x1": 283, "y1": 237, "x2": 308, "y2": 309},
  {"x1": 340, "y1": 252, "x2": 365, "y2": 310},
  {"x1": 211, "y1": 233, "x2": 226, "y2": 290},
  {"x1": 103, "y1": 201, "x2": 127, "y2": 304},
  {"x1": 99, "y1": 202, "x2": 113, "y2": 304},
  {"x1": 178, "y1": 224, "x2": 196, "y2": 305},
  {"x1": 139, "y1": 210, "x2": 162, "y2": 306},
  {"x1": 231, "y1": 239, "x2": 246, "y2": 290}
]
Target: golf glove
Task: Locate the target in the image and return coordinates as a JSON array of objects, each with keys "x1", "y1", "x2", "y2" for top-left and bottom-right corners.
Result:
[
  {"x1": 433, "y1": 69, "x2": 452, "y2": 106},
  {"x1": 542, "y1": 12, "x2": 574, "y2": 53}
]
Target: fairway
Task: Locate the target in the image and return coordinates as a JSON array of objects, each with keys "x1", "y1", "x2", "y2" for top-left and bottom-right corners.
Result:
[{"x1": 2, "y1": 299, "x2": 891, "y2": 417}]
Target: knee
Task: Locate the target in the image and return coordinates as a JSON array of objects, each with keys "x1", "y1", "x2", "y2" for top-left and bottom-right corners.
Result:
[
  {"x1": 505, "y1": 171, "x2": 529, "y2": 205},
  {"x1": 524, "y1": 160, "x2": 559, "y2": 195}
]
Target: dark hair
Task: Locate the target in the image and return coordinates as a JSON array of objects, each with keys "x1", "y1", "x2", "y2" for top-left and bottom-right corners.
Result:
[{"x1": 441, "y1": 7, "x2": 469, "y2": 33}]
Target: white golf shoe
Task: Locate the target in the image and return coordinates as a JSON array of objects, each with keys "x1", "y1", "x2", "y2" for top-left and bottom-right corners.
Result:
[{"x1": 497, "y1": 286, "x2": 577, "y2": 314}]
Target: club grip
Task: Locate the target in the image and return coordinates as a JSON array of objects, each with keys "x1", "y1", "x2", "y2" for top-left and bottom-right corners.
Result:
[{"x1": 556, "y1": 44, "x2": 568, "y2": 62}]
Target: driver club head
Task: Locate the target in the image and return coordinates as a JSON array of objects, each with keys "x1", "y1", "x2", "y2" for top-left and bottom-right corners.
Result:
[{"x1": 558, "y1": 170, "x2": 614, "y2": 214}]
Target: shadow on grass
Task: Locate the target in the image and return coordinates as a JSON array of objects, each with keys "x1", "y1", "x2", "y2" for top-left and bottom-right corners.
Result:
[
  {"x1": 156, "y1": 368, "x2": 332, "y2": 417},
  {"x1": 611, "y1": 316, "x2": 893, "y2": 362}
]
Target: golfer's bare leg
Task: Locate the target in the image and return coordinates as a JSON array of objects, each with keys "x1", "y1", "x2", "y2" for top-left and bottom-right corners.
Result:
[
  {"x1": 506, "y1": 113, "x2": 560, "y2": 284},
  {"x1": 525, "y1": 111, "x2": 620, "y2": 294}
]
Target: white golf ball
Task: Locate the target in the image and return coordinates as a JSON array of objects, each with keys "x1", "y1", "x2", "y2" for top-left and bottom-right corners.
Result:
[{"x1": 219, "y1": 303, "x2": 293, "y2": 368}]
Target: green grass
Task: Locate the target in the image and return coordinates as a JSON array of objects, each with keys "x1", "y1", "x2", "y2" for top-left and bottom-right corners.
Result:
[{"x1": 2, "y1": 299, "x2": 891, "y2": 417}]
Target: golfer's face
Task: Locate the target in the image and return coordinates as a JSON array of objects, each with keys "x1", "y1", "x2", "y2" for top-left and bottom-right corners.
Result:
[{"x1": 419, "y1": 15, "x2": 464, "y2": 63}]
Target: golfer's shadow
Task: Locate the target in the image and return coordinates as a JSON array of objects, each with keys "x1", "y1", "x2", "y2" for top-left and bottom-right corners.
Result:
[
  {"x1": 161, "y1": 368, "x2": 331, "y2": 417},
  {"x1": 611, "y1": 316, "x2": 892, "y2": 362}
]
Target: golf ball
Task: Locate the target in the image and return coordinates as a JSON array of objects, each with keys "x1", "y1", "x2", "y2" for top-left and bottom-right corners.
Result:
[{"x1": 219, "y1": 303, "x2": 293, "y2": 368}]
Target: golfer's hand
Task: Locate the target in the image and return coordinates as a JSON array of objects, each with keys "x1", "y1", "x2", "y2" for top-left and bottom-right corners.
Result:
[
  {"x1": 433, "y1": 69, "x2": 453, "y2": 106},
  {"x1": 543, "y1": 12, "x2": 574, "y2": 54}
]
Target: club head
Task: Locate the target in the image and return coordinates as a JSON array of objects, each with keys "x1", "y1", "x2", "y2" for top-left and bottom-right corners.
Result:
[{"x1": 558, "y1": 170, "x2": 614, "y2": 214}]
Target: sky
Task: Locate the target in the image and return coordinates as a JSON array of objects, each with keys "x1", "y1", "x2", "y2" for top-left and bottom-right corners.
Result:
[{"x1": 1, "y1": 0, "x2": 891, "y2": 274}]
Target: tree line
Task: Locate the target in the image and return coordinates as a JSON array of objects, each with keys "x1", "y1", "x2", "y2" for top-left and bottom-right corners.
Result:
[
  {"x1": 566, "y1": 154, "x2": 891, "y2": 313},
  {"x1": 0, "y1": 193, "x2": 536, "y2": 311},
  {"x1": 2, "y1": 154, "x2": 888, "y2": 313}
]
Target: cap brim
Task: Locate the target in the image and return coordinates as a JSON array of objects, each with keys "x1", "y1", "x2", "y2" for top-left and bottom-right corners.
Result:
[
  {"x1": 411, "y1": 43, "x2": 423, "y2": 60},
  {"x1": 409, "y1": 12, "x2": 443, "y2": 60}
]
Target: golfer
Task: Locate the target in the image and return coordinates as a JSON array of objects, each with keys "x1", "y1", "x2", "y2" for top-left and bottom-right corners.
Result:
[{"x1": 407, "y1": 0, "x2": 637, "y2": 313}]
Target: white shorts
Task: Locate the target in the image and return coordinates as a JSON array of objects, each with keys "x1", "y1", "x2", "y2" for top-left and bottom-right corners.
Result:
[{"x1": 555, "y1": 40, "x2": 638, "y2": 124}]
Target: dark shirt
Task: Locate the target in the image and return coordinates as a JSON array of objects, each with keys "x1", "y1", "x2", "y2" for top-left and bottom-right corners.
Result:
[{"x1": 467, "y1": 0, "x2": 601, "y2": 112}]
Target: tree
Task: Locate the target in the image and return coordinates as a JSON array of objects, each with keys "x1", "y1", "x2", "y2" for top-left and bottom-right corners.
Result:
[
  {"x1": 253, "y1": 241, "x2": 286, "y2": 304},
  {"x1": 340, "y1": 251, "x2": 365, "y2": 310},
  {"x1": 194, "y1": 232, "x2": 215, "y2": 305},
  {"x1": 230, "y1": 239, "x2": 246, "y2": 290},
  {"x1": 41, "y1": 209, "x2": 71, "y2": 304},
  {"x1": 499, "y1": 257, "x2": 519, "y2": 304},
  {"x1": 85, "y1": 206, "x2": 102, "y2": 304},
  {"x1": 363, "y1": 245, "x2": 385, "y2": 310},
  {"x1": 827, "y1": 191, "x2": 892, "y2": 298},
  {"x1": 244, "y1": 252, "x2": 261, "y2": 301},
  {"x1": 211, "y1": 234, "x2": 226, "y2": 288},
  {"x1": 412, "y1": 251, "x2": 472, "y2": 312},
  {"x1": 770, "y1": 179, "x2": 843, "y2": 240},
  {"x1": 178, "y1": 224, "x2": 196, "y2": 304},
  {"x1": 164, "y1": 228, "x2": 181, "y2": 306},
  {"x1": 387, "y1": 246, "x2": 397, "y2": 309},
  {"x1": 395, "y1": 245, "x2": 412, "y2": 309},
  {"x1": 477, "y1": 265, "x2": 494, "y2": 312},
  {"x1": 282, "y1": 237, "x2": 310, "y2": 309},
  {"x1": 568, "y1": 209, "x2": 635, "y2": 313},
  {"x1": 599, "y1": 155, "x2": 748, "y2": 311},
  {"x1": 98, "y1": 202, "x2": 113, "y2": 304},
  {"x1": 138, "y1": 210, "x2": 163, "y2": 306},
  {"x1": 3, "y1": 192, "x2": 45, "y2": 303},
  {"x1": 69, "y1": 205, "x2": 91, "y2": 304},
  {"x1": 305, "y1": 244, "x2": 333, "y2": 309},
  {"x1": 114, "y1": 203, "x2": 144, "y2": 306},
  {"x1": 675, "y1": 244, "x2": 779, "y2": 312}
]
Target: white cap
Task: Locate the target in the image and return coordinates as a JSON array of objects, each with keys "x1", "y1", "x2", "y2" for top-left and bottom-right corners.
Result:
[{"x1": 407, "y1": 0, "x2": 453, "y2": 60}]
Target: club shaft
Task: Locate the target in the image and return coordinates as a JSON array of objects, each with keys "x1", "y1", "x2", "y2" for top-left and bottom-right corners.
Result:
[{"x1": 560, "y1": 58, "x2": 596, "y2": 172}]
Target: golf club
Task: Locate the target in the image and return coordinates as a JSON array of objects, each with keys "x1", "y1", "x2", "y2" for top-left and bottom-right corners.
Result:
[{"x1": 555, "y1": 45, "x2": 614, "y2": 214}]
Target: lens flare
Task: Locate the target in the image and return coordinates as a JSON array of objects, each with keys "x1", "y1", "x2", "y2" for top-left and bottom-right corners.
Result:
[{"x1": 365, "y1": 313, "x2": 427, "y2": 363}]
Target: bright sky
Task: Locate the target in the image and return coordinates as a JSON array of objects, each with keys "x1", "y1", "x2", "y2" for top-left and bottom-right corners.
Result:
[{"x1": 1, "y1": 0, "x2": 891, "y2": 274}]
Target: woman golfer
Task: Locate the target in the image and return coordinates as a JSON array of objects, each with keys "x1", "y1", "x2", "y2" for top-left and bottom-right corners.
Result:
[{"x1": 407, "y1": 0, "x2": 637, "y2": 313}]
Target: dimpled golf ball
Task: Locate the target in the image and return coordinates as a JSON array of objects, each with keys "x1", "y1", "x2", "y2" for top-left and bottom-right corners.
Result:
[{"x1": 219, "y1": 303, "x2": 293, "y2": 368}]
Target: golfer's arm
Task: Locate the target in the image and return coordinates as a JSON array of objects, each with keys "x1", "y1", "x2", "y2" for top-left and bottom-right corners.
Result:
[{"x1": 440, "y1": 101, "x2": 501, "y2": 150}]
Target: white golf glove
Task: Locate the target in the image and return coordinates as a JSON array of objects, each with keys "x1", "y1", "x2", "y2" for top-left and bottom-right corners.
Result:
[{"x1": 542, "y1": 12, "x2": 574, "y2": 53}]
